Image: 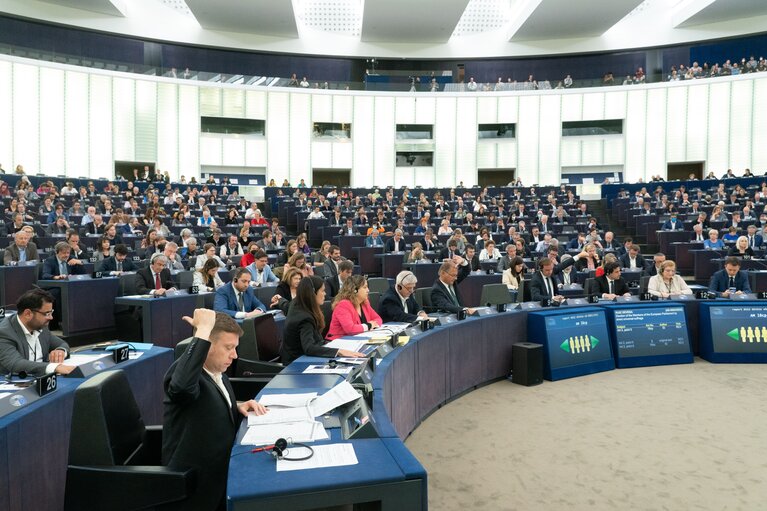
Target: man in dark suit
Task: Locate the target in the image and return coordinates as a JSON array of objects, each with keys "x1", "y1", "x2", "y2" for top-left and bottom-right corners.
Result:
[
  {"x1": 98, "y1": 244, "x2": 138, "y2": 274},
  {"x1": 438, "y1": 239, "x2": 461, "y2": 261},
  {"x1": 66, "y1": 230, "x2": 89, "y2": 261},
  {"x1": 0, "y1": 289, "x2": 75, "y2": 376},
  {"x1": 661, "y1": 213, "x2": 684, "y2": 230},
  {"x1": 594, "y1": 261, "x2": 631, "y2": 299},
  {"x1": 620, "y1": 244, "x2": 647, "y2": 271},
  {"x1": 163, "y1": 309, "x2": 267, "y2": 511},
  {"x1": 326, "y1": 260, "x2": 353, "y2": 298},
  {"x1": 463, "y1": 244, "x2": 480, "y2": 271},
  {"x1": 386, "y1": 229, "x2": 407, "y2": 253},
  {"x1": 378, "y1": 270, "x2": 428, "y2": 323},
  {"x1": 646, "y1": 253, "x2": 666, "y2": 277},
  {"x1": 3, "y1": 230, "x2": 39, "y2": 264},
  {"x1": 529, "y1": 256, "x2": 577, "y2": 303},
  {"x1": 214, "y1": 268, "x2": 270, "y2": 318},
  {"x1": 430, "y1": 259, "x2": 475, "y2": 314},
  {"x1": 41, "y1": 242, "x2": 87, "y2": 280},
  {"x1": 135, "y1": 254, "x2": 175, "y2": 295},
  {"x1": 709, "y1": 257, "x2": 752, "y2": 297}
]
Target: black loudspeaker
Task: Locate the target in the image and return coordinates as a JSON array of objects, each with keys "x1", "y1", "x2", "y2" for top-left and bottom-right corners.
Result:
[{"x1": 511, "y1": 342, "x2": 543, "y2": 386}]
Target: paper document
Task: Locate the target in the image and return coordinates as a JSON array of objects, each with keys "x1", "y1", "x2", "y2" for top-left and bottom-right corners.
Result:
[
  {"x1": 302, "y1": 365, "x2": 354, "y2": 375},
  {"x1": 0, "y1": 393, "x2": 9, "y2": 400},
  {"x1": 259, "y1": 392, "x2": 317, "y2": 408},
  {"x1": 309, "y1": 380, "x2": 360, "y2": 417},
  {"x1": 276, "y1": 443, "x2": 358, "y2": 472},
  {"x1": 248, "y1": 407, "x2": 313, "y2": 426},
  {"x1": 325, "y1": 338, "x2": 367, "y2": 351},
  {"x1": 128, "y1": 352, "x2": 144, "y2": 360},
  {"x1": 241, "y1": 420, "x2": 328, "y2": 446},
  {"x1": 66, "y1": 354, "x2": 110, "y2": 367},
  {"x1": 342, "y1": 330, "x2": 390, "y2": 340},
  {"x1": 334, "y1": 358, "x2": 367, "y2": 365}
]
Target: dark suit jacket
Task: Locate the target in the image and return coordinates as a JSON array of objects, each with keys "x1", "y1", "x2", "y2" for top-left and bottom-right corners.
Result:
[
  {"x1": 3, "y1": 242, "x2": 39, "y2": 264},
  {"x1": 99, "y1": 256, "x2": 138, "y2": 273},
  {"x1": 386, "y1": 237, "x2": 407, "y2": 253},
  {"x1": 213, "y1": 283, "x2": 267, "y2": 318},
  {"x1": 594, "y1": 275, "x2": 629, "y2": 296},
  {"x1": 84, "y1": 222, "x2": 106, "y2": 236},
  {"x1": 378, "y1": 287, "x2": 422, "y2": 323},
  {"x1": 465, "y1": 254, "x2": 480, "y2": 271},
  {"x1": 326, "y1": 274, "x2": 343, "y2": 298},
  {"x1": 709, "y1": 269, "x2": 752, "y2": 296},
  {"x1": 620, "y1": 253, "x2": 647, "y2": 271},
  {"x1": 0, "y1": 314, "x2": 69, "y2": 376},
  {"x1": 135, "y1": 267, "x2": 173, "y2": 294},
  {"x1": 438, "y1": 247, "x2": 461, "y2": 261},
  {"x1": 529, "y1": 271, "x2": 563, "y2": 301},
  {"x1": 661, "y1": 219, "x2": 684, "y2": 230},
  {"x1": 162, "y1": 338, "x2": 240, "y2": 511},
  {"x1": 430, "y1": 263, "x2": 470, "y2": 313},
  {"x1": 282, "y1": 306, "x2": 338, "y2": 364},
  {"x1": 41, "y1": 255, "x2": 87, "y2": 280}
]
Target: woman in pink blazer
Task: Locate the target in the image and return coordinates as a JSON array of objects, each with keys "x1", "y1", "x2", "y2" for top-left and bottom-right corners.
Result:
[{"x1": 325, "y1": 275, "x2": 383, "y2": 341}]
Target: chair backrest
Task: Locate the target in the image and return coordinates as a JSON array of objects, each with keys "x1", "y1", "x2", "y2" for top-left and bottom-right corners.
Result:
[
  {"x1": 238, "y1": 317, "x2": 261, "y2": 362},
  {"x1": 368, "y1": 291, "x2": 381, "y2": 310},
  {"x1": 516, "y1": 279, "x2": 526, "y2": 303},
  {"x1": 252, "y1": 313, "x2": 282, "y2": 362},
  {"x1": 118, "y1": 272, "x2": 138, "y2": 296},
  {"x1": 68, "y1": 370, "x2": 147, "y2": 467},
  {"x1": 367, "y1": 277, "x2": 391, "y2": 294},
  {"x1": 584, "y1": 278, "x2": 597, "y2": 296},
  {"x1": 414, "y1": 287, "x2": 432, "y2": 308},
  {"x1": 479, "y1": 283, "x2": 512, "y2": 306},
  {"x1": 320, "y1": 300, "x2": 333, "y2": 338},
  {"x1": 639, "y1": 275, "x2": 652, "y2": 294}
]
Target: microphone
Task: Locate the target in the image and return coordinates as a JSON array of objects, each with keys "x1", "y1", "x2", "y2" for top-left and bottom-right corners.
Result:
[{"x1": 5, "y1": 370, "x2": 28, "y2": 382}]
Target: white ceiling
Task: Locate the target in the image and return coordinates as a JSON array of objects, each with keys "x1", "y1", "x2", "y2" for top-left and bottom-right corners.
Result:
[{"x1": 4, "y1": 0, "x2": 767, "y2": 59}]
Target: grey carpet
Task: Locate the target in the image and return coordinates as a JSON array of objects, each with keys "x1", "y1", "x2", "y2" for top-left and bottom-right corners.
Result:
[{"x1": 405, "y1": 359, "x2": 767, "y2": 511}]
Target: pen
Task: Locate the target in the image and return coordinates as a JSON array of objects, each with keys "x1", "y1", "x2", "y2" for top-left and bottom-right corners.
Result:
[{"x1": 251, "y1": 444, "x2": 275, "y2": 453}]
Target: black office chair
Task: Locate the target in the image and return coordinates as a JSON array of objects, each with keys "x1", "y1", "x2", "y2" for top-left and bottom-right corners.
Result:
[
  {"x1": 584, "y1": 277, "x2": 598, "y2": 296},
  {"x1": 367, "y1": 277, "x2": 391, "y2": 294},
  {"x1": 639, "y1": 275, "x2": 652, "y2": 295},
  {"x1": 414, "y1": 287, "x2": 436, "y2": 312},
  {"x1": 516, "y1": 279, "x2": 526, "y2": 303},
  {"x1": 479, "y1": 283, "x2": 513, "y2": 306},
  {"x1": 65, "y1": 370, "x2": 195, "y2": 511},
  {"x1": 368, "y1": 291, "x2": 381, "y2": 310},
  {"x1": 320, "y1": 300, "x2": 334, "y2": 339}
]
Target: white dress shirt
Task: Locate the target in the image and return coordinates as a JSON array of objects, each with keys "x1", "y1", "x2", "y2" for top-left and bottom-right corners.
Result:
[
  {"x1": 203, "y1": 367, "x2": 232, "y2": 409},
  {"x1": 17, "y1": 316, "x2": 61, "y2": 374}
]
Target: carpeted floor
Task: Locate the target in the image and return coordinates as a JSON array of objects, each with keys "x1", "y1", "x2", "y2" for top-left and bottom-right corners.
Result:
[{"x1": 405, "y1": 359, "x2": 767, "y2": 511}]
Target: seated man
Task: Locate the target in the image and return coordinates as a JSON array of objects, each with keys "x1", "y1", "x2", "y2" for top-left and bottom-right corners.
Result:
[
  {"x1": 246, "y1": 250, "x2": 279, "y2": 286},
  {"x1": 214, "y1": 267, "x2": 270, "y2": 318},
  {"x1": 438, "y1": 239, "x2": 461, "y2": 261},
  {"x1": 0, "y1": 289, "x2": 75, "y2": 376},
  {"x1": 163, "y1": 308, "x2": 267, "y2": 511},
  {"x1": 135, "y1": 254, "x2": 175, "y2": 296},
  {"x1": 594, "y1": 261, "x2": 631, "y2": 299},
  {"x1": 99, "y1": 243, "x2": 138, "y2": 275},
  {"x1": 620, "y1": 244, "x2": 646, "y2": 271},
  {"x1": 430, "y1": 258, "x2": 475, "y2": 314},
  {"x1": 41, "y1": 241, "x2": 86, "y2": 280},
  {"x1": 529, "y1": 258, "x2": 572, "y2": 304},
  {"x1": 327, "y1": 260, "x2": 353, "y2": 298},
  {"x1": 496, "y1": 243, "x2": 518, "y2": 272},
  {"x1": 365, "y1": 229, "x2": 384, "y2": 247},
  {"x1": 661, "y1": 213, "x2": 684, "y2": 230},
  {"x1": 378, "y1": 270, "x2": 428, "y2": 324},
  {"x1": 3, "y1": 230, "x2": 39, "y2": 264},
  {"x1": 709, "y1": 257, "x2": 752, "y2": 298},
  {"x1": 386, "y1": 229, "x2": 407, "y2": 253}
]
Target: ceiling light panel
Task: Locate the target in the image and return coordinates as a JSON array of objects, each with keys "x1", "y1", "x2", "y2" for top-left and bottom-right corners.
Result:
[
  {"x1": 295, "y1": 0, "x2": 364, "y2": 36},
  {"x1": 452, "y1": 0, "x2": 513, "y2": 37},
  {"x1": 157, "y1": 0, "x2": 194, "y2": 17}
]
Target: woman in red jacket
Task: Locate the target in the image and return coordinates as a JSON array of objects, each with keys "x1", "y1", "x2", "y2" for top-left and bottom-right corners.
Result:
[{"x1": 325, "y1": 275, "x2": 383, "y2": 341}]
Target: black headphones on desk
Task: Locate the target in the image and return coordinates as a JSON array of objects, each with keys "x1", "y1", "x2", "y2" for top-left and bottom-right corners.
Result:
[{"x1": 270, "y1": 438, "x2": 314, "y2": 461}]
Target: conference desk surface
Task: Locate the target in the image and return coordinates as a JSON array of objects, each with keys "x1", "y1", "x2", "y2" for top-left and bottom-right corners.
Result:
[
  {"x1": 39, "y1": 277, "x2": 121, "y2": 338},
  {"x1": 0, "y1": 346, "x2": 173, "y2": 511},
  {"x1": 114, "y1": 292, "x2": 202, "y2": 347}
]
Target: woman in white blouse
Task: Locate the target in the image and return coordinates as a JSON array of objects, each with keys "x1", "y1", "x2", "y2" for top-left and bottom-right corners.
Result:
[
  {"x1": 479, "y1": 240, "x2": 502, "y2": 261},
  {"x1": 192, "y1": 258, "x2": 225, "y2": 291},
  {"x1": 195, "y1": 243, "x2": 226, "y2": 269},
  {"x1": 502, "y1": 256, "x2": 526, "y2": 290},
  {"x1": 647, "y1": 260, "x2": 692, "y2": 298},
  {"x1": 437, "y1": 219, "x2": 453, "y2": 235}
]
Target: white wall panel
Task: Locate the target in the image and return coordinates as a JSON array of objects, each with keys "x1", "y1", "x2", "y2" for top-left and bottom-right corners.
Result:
[
  {"x1": 685, "y1": 85, "x2": 708, "y2": 162},
  {"x1": 199, "y1": 136, "x2": 223, "y2": 165},
  {"x1": 414, "y1": 97, "x2": 436, "y2": 126},
  {"x1": 497, "y1": 96, "x2": 518, "y2": 123},
  {"x1": 222, "y1": 88, "x2": 245, "y2": 118},
  {"x1": 476, "y1": 97, "x2": 497, "y2": 124},
  {"x1": 64, "y1": 70, "x2": 89, "y2": 175},
  {"x1": 582, "y1": 92, "x2": 604, "y2": 120},
  {"x1": 245, "y1": 90, "x2": 267, "y2": 120},
  {"x1": 88, "y1": 74, "x2": 113, "y2": 178},
  {"x1": 332, "y1": 94, "x2": 353, "y2": 123},
  {"x1": 560, "y1": 139, "x2": 581, "y2": 167},
  {"x1": 0, "y1": 61, "x2": 12, "y2": 167},
  {"x1": 581, "y1": 139, "x2": 603, "y2": 167},
  {"x1": 645, "y1": 88, "x2": 667, "y2": 175},
  {"x1": 414, "y1": 167, "x2": 436, "y2": 188},
  {"x1": 729, "y1": 80, "x2": 753, "y2": 172},
  {"x1": 222, "y1": 138, "x2": 245, "y2": 167},
  {"x1": 12, "y1": 63, "x2": 40, "y2": 173},
  {"x1": 752, "y1": 79, "x2": 767, "y2": 172},
  {"x1": 373, "y1": 97, "x2": 395, "y2": 186},
  {"x1": 561, "y1": 94, "x2": 583, "y2": 122},
  {"x1": 516, "y1": 96, "x2": 540, "y2": 185},
  {"x1": 157, "y1": 83, "x2": 179, "y2": 177},
  {"x1": 538, "y1": 95, "x2": 561, "y2": 185},
  {"x1": 352, "y1": 96, "x2": 374, "y2": 184},
  {"x1": 707, "y1": 82, "x2": 731, "y2": 172},
  {"x1": 311, "y1": 142, "x2": 332, "y2": 170},
  {"x1": 476, "y1": 142, "x2": 496, "y2": 169},
  {"x1": 289, "y1": 93, "x2": 311, "y2": 182},
  {"x1": 394, "y1": 97, "x2": 415, "y2": 125},
  {"x1": 604, "y1": 91, "x2": 627, "y2": 119},
  {"x1": 435, "y1": 96, "x2": 456, "y2": 186},
  {"x1": 496, "y1": 141, "x2": 517, "y2": 169},
  {"x1": 266, "y1": 92, "x2": 290, "y2": 183},
  {"x1": 393, "y1": 167, "x2": 415, "y2": 188},
  {"x1": 245, "y1": 139, "x2": 267, "y2": 168},
  {"x1": 134, "y1": 80, "x2": 157, "y2": 162},
  {"x1": 39, "y1": 68, "x2": 65, "y2": 175},
  {"x1": 455, "y1": 97, "x2": 478, "y2": 186},
  {"x1": 624, "y1": 89, "x2": 647, "y2": 181},
  {"x1": 177, "y1": 85, "x2": 199, "y2": 181},
  {"x1": 311, "y1": 94, "x2": 332, "y2": 120},
  {"x1": 199, "y1": 87, "x2": 221, "y2": 116},
  {"x1": 112, "y1": 78, "x2": 135, "y2": 162},
  {"x1": 332, "y1": 142, "x2": 353, "y2": 169},
  {"x1": 665, "y1": 86, "x2": 687, "y2": 163},
  {"x1": 603, "y1": 137, "x2": 625, "y2": 165}
]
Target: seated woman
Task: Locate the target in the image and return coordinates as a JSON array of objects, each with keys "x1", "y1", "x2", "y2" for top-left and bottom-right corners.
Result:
[
  {"x1": 286, "y1": 252, "x2": 314, "y2": 277},
  {"x1": 728, "y1": 235, "x2": 754, "y2": 258},
  {"x1": 313, "y1": 240, "x2": 331, "y2": 267},
  {"x1": 722, "y1": 226, "x2": 740, "y2": 243},
  {"x1": 93, "y1": 236, "x2": 114, "y2": 261},
  {"x1": 192, "y1": 258, "x2": 225, "y2": 292},
  {"x1": 478, "y1": 240, "x2": 501, "y2": 260},
  {"x1": 437, "y1": 219, "x2": 453, "y2": 235},
  {"x1": 274, "y1": 267, "x2": 302, "y2": 303},
  {"x1": 704, "y1": 229, "x2": 725, "y2": 249},
  {"x1": 281, "y1": 276, "x2": 364, "y2": 364},
  {"x1": 575, "y1": 243, "x2": 601, "y2": 272},
  {"x1": 647, "y1": 260, "x2": 692, "y2": 298},
  {"x1": 325, "y1": 275, "x2": 383, "y2": 341},
  {"x1": 407, "y1": 242, "x2": 426, "y2": 263},
  {"x1": 195, "y1": 243, "x2": 226, "y2": 269},
  {"x1": 502, "y1": 256, "x2": 526, "y2": 290}
]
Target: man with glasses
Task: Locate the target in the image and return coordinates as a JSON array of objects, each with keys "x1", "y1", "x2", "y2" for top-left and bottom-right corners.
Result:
[
  {"x1": 431, "y1": 258, "x2": 477, "y2": 315},
  {"x1": 0, "y1": 289, "x2": 75, "y2": 376},
  {"x1": 378, "y1": 270, "x2": 429, "y2": 323}
]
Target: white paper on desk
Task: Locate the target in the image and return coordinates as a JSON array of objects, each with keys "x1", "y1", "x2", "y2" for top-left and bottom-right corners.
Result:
[
  {"x1": 66, "y1": 354, "x2": 110, "y2": 366},
  {"x1": 128, "y1": 352, "x2": 144, "y2": 360},
  {"x1": 0, "y1": 383, "x2": 30, "y2": 391},
  {"x1": 341, "y1": 330, "x2": 389, "y2": 340},
  {"x1": 247, "y1": 406, "x2": 313, "y2": 426},
  {"x1": 241, "y1": 420, "x2": 328, "y2": 446},
  {"x1": 259, "y1": 392, "x2": 317, "y2": 408},
  {"x1": 309, "y1": 380, "x2": 361, "y2": 417},
  {"x1": 324, "y1": 338, "x2": 367, "y2": 351},
  {"x1": 334, "y1": 358, "x2": 367, "y2": 365},
  {"x1": 302, "y1": 364, "x2": 353, "y2": 375},
  {"x1": 381, "y1": 322, "x2": 411, "y2": 333},
  {"x1": 0, "y1": 393, "x2": 9, "y2": 400},
  {"x1": 276, "y1": 443, "x2": 358, "y2": 472}
]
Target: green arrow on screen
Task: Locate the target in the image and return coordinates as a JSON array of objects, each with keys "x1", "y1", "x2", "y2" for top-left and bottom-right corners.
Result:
[
  {"x1": 590, "y1": 336, "x2": 599, "y2": 349},
  {"x1": 560, "y1": 340, "x2": 571, "y2": 353},
  {"x1": 727, "y1": 328, "x2": 740, "y2": 341}
]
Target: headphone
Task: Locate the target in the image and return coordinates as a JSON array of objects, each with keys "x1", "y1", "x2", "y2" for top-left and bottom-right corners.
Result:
[
  {"x1": 396, "y1": 271, "x2": 415, "y2": 291},
  {"x1": 269, "y1": 438, "x2": 314, "y2": 461}
]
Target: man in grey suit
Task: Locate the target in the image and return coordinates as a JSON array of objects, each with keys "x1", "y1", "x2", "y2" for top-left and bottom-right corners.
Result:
[
  {"x1": 0, "y1": 289, "x2": 75, "y2": 376},
  {"x1": 3, "y1": 230, "x2": 39, "y2": 264}
]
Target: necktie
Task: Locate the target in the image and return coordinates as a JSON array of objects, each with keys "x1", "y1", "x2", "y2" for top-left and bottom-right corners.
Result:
[
  {"x1": 238, "y1": 292, "x2": 245, "y2": 312},
  {"x1": 546, "y1": 278, "x2": 553, "y2": 297},
  {"x1": 59, "y1": 261, "x2": 67, "y2": 276},
  {"x1": 729, "y1": 276, "x2": 735, "y2": 288},
  {"x1": 154, "y1": 272, "x2": 161, "y2": 289},
  {"x1": 19, "y1": 249, "x2": 26, "y2": 262},
  {"x1": 116, "y1": 261, "x2": 122, "y2": 272},
  {"x1": 449, "y1": 285, "x2": 459, "y2": 306},
  {"x1": 609, "y1": 279, "x2": 614, "y2": 295},
  {"x1": 750, "y1": 237, "x2": 754, "y2": 247}
]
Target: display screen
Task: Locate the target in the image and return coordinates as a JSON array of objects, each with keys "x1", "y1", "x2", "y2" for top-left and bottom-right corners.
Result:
[
  {"x1": 709, "y1": 305, "x2": 767, "y2": 353},
  {"x1": 612, "y1": 306, "x2": 690, "y2": 358},
  {"x1": 544, "y1": 311, "x2": 612, "y2": 370}
]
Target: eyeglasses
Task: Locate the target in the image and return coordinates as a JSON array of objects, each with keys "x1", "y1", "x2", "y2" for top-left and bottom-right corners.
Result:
[{"x1": 32, "y1": 309, "x2": 54, "y2": 317}]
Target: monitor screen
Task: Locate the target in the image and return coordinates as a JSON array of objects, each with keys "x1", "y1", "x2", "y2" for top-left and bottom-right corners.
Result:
[
  {"x1": 709, "y1": 305, "x2": 767, "y2": 354},
  {"x1": 528, "y1": 307, "x2": 614, "y2": 380},
  {"x1": 608, "y1": 305, "x2": 693, "y2": 367}
]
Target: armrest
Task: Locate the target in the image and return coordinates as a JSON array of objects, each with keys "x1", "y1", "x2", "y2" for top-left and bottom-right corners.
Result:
[
  {"x1": 65, "y1": 465, "x2": 195, "y2": 511},
  {"x1": 234, "y1": 357, "x2": 283, "y2": 376},
  {"x1": 143, "y1": 425, "x2": 164, "y2": 462}
]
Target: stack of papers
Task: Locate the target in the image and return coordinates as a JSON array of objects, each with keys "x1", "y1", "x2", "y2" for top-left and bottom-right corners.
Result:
[
  {"x1": 303, "y1": 365, "x2": 354, "y2": 375},
  {"x1": 66, "y1": 354, "x2": 110, "y2": 366}
]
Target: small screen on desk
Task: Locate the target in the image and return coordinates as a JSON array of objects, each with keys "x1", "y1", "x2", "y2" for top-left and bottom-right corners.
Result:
[
  {"x1": 544, "y1": 311, "x2": 611, "y2": 369},
  {"x1": 709, "y1": 305, "x2": 767, "y2": 353},
  {"x1": 612, "y1": 306, "x2": 690, "y2": 358}
]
